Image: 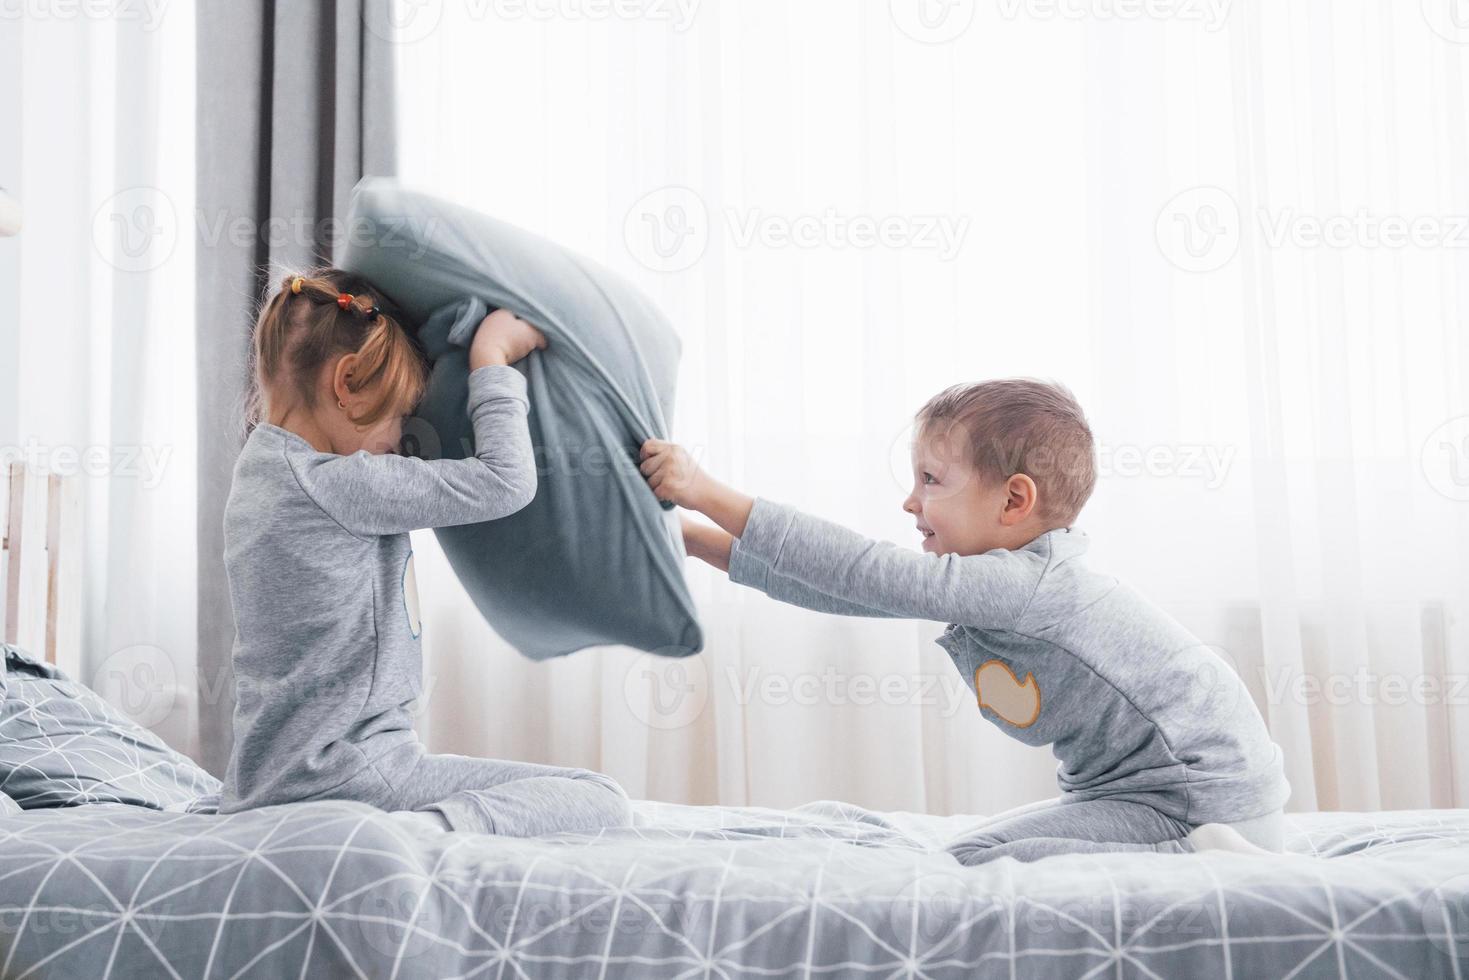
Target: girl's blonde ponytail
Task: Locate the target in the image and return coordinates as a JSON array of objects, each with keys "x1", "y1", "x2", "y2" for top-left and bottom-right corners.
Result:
[{"x1": 245, "y1": 268, "x2": 428, "y2": 432}]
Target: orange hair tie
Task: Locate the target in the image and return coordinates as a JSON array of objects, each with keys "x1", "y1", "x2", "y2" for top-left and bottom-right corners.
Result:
[
  {"x1": 289, "y1": 276, "x2": 304, "y2": 294},
  {"x1": 337, "y1": 292, "x2": 352, "y2": 310}
]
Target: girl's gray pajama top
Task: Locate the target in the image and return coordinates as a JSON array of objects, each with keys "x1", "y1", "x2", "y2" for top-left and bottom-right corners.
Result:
[{"x1": 218, "y1": 364, "x2": 628, "y2": 835}]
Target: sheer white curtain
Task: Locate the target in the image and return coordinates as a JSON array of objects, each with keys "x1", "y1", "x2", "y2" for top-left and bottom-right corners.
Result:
[
  {"x1": 394, "y1": 0, "x2": 1469, "y2": 815},
  {"x1": 4, "y1": 8, "x2": 199, "y2": 757}
]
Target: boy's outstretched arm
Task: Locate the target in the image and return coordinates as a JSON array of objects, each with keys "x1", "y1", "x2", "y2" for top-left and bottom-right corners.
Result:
[
  {"x1": 641, "y1": 441, "x2": 756, "y2": 539},
  {"x1": 680, "y1": 516, "x2": 733, "y2": 572},
  {"x1": 681, "y1": 516, "x2": 900, "y2": 619},
  {"x1": 640, "y1": 439, "x2": 1035, "y2": 628}
]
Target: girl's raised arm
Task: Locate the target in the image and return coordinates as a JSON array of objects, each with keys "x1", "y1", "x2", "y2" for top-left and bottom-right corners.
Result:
[{"x1": 288, "y1": 364, "x2": 536, "y2": 537}]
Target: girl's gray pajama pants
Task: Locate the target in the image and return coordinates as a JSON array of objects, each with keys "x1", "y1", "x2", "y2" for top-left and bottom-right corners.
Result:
[{"x1": 302, "y1": 739, "x2": 632, "y2": 837}]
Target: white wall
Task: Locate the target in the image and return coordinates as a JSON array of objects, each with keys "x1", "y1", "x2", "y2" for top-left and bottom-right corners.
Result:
[
  {"x1": 1, "y1": 7, "x2": 201, "y2": 760},
  {"x1": 0, "y1": 16, "x2": 20, "y2": 450},
  {"x1": 16, "y1": 17, "x2": 93, "y2": 453}
]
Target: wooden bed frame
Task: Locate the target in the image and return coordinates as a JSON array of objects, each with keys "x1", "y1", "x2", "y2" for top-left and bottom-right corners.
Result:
[{"x1": 1, "y1": 461, "x2": 81, "y2": 675}]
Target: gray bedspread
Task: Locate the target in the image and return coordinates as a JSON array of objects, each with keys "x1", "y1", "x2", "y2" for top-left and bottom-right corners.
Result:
[{"x1": 1, "y1": 797, "x2": 1465, "y2": 979}]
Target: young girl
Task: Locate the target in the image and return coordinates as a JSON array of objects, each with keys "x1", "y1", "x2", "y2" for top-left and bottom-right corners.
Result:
[{"x1": 217, "y1": 267, "x2": 631, "y2": 837}]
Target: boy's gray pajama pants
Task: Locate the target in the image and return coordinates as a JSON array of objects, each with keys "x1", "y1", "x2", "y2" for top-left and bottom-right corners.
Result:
[
  {"x1": 946, "y1": 795, "x2": 1285, "y2": 866},
  {"x1": 303, "y1": 739, "x2": 632, "y2": 837}
]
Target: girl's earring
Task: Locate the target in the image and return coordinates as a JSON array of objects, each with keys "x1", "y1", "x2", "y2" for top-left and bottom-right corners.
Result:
[{"x1": 338, "y1": 400, "x2": 347, "y2": 410}]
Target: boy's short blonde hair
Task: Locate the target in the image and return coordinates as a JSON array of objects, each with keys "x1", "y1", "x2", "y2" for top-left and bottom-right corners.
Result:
[{"x1": 916, "y1": 378, "x2": 1097, "y2": 526}]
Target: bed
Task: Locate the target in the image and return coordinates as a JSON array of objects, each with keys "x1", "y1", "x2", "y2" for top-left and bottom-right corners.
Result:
[
  {"x1": 1, "y1": 484, "x2": 1466, "y2": 979},
  {"x1": 1, "y1": 794, "x2": 1467, "y2": 979}
]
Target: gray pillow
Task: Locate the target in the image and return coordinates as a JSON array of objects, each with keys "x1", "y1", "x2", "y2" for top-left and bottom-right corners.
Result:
[
  {"x1": 340, "y1": 178, "x2": 702, "y2": 661},
  {"x1": 0, "y1": 644, "x2": 221, "y2": 810}
]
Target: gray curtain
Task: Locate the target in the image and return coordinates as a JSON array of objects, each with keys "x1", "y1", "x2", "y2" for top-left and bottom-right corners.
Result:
[{"x1": 195, "y1": 1, "x2": 397, "y2": 776}]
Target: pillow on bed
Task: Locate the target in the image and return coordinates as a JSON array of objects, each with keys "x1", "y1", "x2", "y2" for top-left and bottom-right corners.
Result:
[
  {"x1": 340, "y1": 178, "x2": 702, "y2": 661},
  {"x1": 0, "y1": 644, "x2": 221, "y2": 810}
]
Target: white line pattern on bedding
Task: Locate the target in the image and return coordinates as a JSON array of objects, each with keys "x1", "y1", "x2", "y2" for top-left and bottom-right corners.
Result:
[{"x1": 0, "y1": 799, "x2": 1466, "y2": 978}]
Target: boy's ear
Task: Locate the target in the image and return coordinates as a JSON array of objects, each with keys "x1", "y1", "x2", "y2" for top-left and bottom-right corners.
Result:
[{"x1": 1000, "y1": 473, "x2": 1039, "y2": 525}]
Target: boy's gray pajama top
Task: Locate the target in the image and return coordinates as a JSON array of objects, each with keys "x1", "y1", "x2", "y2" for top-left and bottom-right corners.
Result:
[
  {"x1": 218, "y1": 365, "x2": 629, "y2": 836},
  {"x1": 729, "y1": 497, "x2": 1290, "y2": 863}
]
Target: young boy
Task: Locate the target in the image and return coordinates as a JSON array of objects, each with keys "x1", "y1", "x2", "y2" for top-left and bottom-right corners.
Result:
[{"x1": 639, "y1": 379, "x2": 1289, "y2": 865}]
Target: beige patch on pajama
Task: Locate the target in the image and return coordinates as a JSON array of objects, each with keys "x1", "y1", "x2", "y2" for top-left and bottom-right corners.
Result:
[{"x1": 974, "y1": 659, "x2": 1041, "y2": 728}]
